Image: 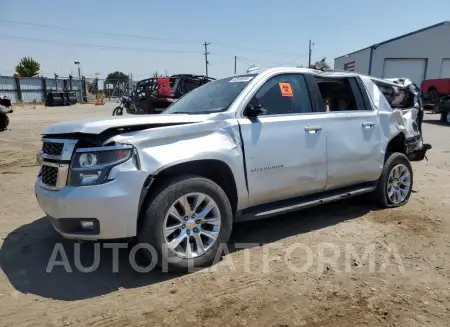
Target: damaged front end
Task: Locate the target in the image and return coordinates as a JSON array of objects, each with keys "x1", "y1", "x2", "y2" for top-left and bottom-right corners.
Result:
[{"x1": 373, "y1": 77, "x2": 432, "y2": 161}]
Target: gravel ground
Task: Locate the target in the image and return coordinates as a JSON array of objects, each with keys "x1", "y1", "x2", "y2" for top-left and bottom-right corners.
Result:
[{"x1": 0, "y1": 105, "x2": 449, "y2": 327}]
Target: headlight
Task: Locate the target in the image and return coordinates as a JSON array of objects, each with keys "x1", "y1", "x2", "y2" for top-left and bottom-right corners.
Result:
[
  {"x1": 79, "y1": 153, "x2": 98, "y2": 167},
  {"x1": 68, "y1": 145, "x2": 138, "y2": 186}
]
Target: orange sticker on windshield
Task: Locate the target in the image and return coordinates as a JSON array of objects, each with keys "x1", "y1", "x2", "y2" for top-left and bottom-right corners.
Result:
[{"x1": 279, "y1": 82, "x2": 293, "y2": 97}]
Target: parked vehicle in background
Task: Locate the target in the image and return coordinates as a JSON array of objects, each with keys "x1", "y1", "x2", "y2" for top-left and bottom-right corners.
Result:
[
  {"x1": 431, "y1": 95, "x2": 450, "y2": 124},
  {"x1": 34, "y1": 67, "x2": 431, "y2": 271},
  {"x1": 112, "y1": 95, "x2": 137, "y2": 116},
  {"x1": 0, "y1": 95, "x2": 13, "y2": 131},
  {"x1": 132, "y1": 74, "x2": 215, "y2": 114},
  {"x1": 420, "y1": 78, "x2": 450, "y2": 105}
]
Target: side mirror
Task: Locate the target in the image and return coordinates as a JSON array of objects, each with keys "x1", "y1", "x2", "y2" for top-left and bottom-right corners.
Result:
[{"x1": 245, "y1": 101, "x2": 267, "y2": 117}]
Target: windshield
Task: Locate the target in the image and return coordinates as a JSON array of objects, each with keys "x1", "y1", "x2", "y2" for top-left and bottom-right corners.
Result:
[{"x1": 164, "y1": 74, "x2": 257, "y2": 114}]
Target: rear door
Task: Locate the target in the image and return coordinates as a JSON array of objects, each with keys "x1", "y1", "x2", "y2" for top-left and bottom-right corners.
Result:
[
  {"x1": 237, "y1": 73, "x2": 328, "y2": 207},
  {"x1": 313, "y1": 76, "x2": 383, "y2": 190}
]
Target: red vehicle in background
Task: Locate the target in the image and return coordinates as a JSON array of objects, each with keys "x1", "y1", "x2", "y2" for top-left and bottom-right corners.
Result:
[
  {"x1": 131, "y1": 74, "x2": 215, "y2": 114},
  {"x1": 420, "y1": 78, "x2": 450, "y2": 104}
]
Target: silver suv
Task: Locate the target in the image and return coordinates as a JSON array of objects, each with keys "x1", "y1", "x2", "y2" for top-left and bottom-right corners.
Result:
[{"x1": 35, "y1": 67, "x2": 431, "y2": 271}]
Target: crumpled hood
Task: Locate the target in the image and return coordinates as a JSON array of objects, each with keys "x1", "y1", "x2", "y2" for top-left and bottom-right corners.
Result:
[{"x1": 41, "y1": 114, "x2": 211, "y2": 135}]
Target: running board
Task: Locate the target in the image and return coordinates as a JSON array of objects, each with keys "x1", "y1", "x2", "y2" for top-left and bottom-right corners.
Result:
[{"x1": 237, "y1": 183, "x2": 376, "y2": 222}]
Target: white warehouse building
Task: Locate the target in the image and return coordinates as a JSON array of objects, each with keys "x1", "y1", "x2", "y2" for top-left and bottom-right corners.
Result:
[{"x1": 334, "y1": 21, "x2": 450, "y2": 86}]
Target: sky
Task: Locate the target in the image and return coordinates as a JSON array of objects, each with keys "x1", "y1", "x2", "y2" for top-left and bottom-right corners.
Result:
[{"x1": 2, "y1": 0, "x2": 450, "y2": 80}]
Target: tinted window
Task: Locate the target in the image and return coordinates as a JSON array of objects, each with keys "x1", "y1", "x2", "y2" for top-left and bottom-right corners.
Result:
[
  {"x1": 314, "y1": 77, "x2": 362, "y2": 111},
  {"x1": 252, "y1": 74, "x2": 312, "y2": 115},
  {"x1": 164, "y1": 75, "x2": 257, "y2": 114}
]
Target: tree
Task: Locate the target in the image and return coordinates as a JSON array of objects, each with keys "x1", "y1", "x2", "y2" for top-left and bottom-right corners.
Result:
[
  {"x1": 297, "y1": 58, "x2": 331, "y2": 70},
  {"x1": 15, "y1": 57, "x2": 40, "y2": 77},
  {"x1": 309, "y1": 57, "x2": 331, "y2": 70},
  {"x1": 106, "y1": 71, "x2": 128, "y2": 84},
  {"x1": 105, "y1": 71, "x2": 128, "y2": 96}
]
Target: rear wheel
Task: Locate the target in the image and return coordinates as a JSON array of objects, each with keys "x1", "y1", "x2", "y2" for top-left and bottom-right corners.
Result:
[
  {"x1": 138, "y1": 175, "x2": 233, "y2": 271},
  {"x1": 128, "y1": 103, "x2": 137, "y2": 115},
  {"x1": 373, "y1": 153, "x2": 413, "y2": 208}
]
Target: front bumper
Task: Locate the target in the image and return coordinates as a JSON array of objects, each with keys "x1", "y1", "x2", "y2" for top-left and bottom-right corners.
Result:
[{"x1": 35, "y1": 170, "x2": 148, "y2": 240}]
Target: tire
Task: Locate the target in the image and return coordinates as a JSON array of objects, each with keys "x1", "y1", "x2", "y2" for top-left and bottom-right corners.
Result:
[
  {"x1": 128, "y1": 104, "x2": 137, "y2": 115},
  {"x1": 373, "y1": 153, "x2": 413, "y2": 208},
  {"x1": 428, "y1": 89, "x2": 439, "y2": 103},
  {"x1": 441, "y1": 111, "x2": 450, "y2": 125},
  {"x1": 0, "y1": 114, "x2": 8, "y2": 131},
  {"x1": 112, "y1": 107, "x2": 123, "y2": 116},
  {"x1": 138, "y1": 175, "x2": 233, "y2": 272}
]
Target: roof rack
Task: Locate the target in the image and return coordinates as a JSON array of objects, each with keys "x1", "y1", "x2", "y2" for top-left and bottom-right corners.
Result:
[{"x1": 318, "y1": 68, "x2": 354, "y2": 73}]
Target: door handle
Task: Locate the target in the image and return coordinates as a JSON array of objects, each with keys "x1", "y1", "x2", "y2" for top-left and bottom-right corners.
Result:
[
  {"x1": 304, "y1": 126, "x2": 322, "y2": 133},
  {"x1": 362, "y1": 122, "x2": 375, "y2": 128}
]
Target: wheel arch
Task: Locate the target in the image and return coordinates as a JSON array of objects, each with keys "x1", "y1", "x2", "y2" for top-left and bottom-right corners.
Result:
[
  {"x1": 137, "y1": 159, "x2": 239, "y2": 233},
  {"x1": 427, "y1": 86, "x2": 437, "y2": 93},
  {"x1": 384, "y1": 132, "x2": 406, "y2": 162}
]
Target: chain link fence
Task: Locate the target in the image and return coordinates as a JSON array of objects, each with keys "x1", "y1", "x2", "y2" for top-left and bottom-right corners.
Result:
[{"x1": 85, "y1": 78, "x2": 131, "y2": 103}]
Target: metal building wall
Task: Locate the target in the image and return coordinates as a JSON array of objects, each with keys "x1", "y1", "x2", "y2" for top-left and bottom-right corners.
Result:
[
  {"x1": 334, "y1": 22, "x2": 450, "y2": 85},
  {"x1": 19, "y1": 77, "x2": 44, "y2": 103},
  {"x1": 0, "y1": 77, "x2": 81, "y2": 103},
  {"x1": 334, "y1": 48, "x2": 371, "y2": 74},
  {"x1": 0, "y1": 76, "x2": 19, "y2": 103}
]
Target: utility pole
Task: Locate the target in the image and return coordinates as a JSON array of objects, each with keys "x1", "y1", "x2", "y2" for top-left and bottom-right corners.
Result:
[
  {"x1": 234, "y1": 56, "x2": 237, "y2": 74},
  {"x1": 74, "y1": 61, "x2": 83, "y2": 102},
  {"x1": 203, "y1": 42, "x2": 210, "y2": 77},
  {"x1": 308, "y1": 40, "x2": 313, "y2": 68},
  {"x1": 129, "y1": 73, "x2": 132, "y2": 96}
]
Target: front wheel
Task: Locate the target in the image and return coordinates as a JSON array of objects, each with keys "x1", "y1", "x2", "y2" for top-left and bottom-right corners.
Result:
[
  {"x1": 112, "y1": 106, "x2": 123, "y2": 116},
  {"x1": 138, "y1": 175, "x2": 233, "y2": 272},
  {"x1": 373, "y1": 152, "x2": 413, "y2": 208}
]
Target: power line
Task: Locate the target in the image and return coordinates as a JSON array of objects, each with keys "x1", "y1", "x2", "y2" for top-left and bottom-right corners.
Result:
[
  {"x1": 0, "y1": 19, "x2": 303, "y2": 57},
  {"x1": 0, "y1": 35, "x2": 206, "y2": 53},
  {"x1": 1, "y1": 34, "x2": 309, "y2": 68}
]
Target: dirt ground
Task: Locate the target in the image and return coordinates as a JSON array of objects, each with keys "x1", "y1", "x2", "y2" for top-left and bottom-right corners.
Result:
[{"x1": 0, "y1": 104, "x2": 449, "y2": 327}]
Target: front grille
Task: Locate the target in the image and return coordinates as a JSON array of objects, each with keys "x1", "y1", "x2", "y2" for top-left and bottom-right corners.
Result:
[
  {"x1": 42, "y1": 165, "x2": 58, "y2": 186},
  {"x1": 42, "y1": 142, "x2": 64, "y2": 156}
]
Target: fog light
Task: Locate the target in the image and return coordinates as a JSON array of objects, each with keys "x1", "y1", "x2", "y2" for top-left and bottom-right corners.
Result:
[
  {"x1": 80, "y1": 221, "x2": 95, "y2": 229},
  {"x1": 79, "y1": 171, "x2": 101, "y2": 185},
  {"x1": 36, "y1": 151, "x2": 43, "y2": 165}
]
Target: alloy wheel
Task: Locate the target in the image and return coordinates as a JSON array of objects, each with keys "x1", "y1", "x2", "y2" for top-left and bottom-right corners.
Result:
[
  {"x1": 387, "y1": 164, "x2": 411, "y2": 204},
  {"x1": 163, "y1": 193, "x2": 221, "y2": 258}
]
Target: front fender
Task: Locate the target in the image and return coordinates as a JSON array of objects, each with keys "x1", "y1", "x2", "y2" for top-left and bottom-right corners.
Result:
[{"x1": 112, "y1": 121, "x2": 249, "y2": 209}]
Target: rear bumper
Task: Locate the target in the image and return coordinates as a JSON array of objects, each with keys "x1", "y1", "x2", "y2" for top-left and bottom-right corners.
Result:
[
  {"x1": 34, "y1": 170, "x2": 148, "y2": 240},
  {"x1": 406, "y1": 136, "x2": 432, "y2": 161}
]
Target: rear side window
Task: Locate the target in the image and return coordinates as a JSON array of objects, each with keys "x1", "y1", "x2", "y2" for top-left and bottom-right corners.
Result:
[
  {"x1": 314, "y1": 77, "x2": 368, "y2": 111},
  {"x1": 252, "y1": 73, "x2": 312, "y2": 115},
  {"x1": 373, "y1": 80, "x2": 416, "y2": 109}
]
